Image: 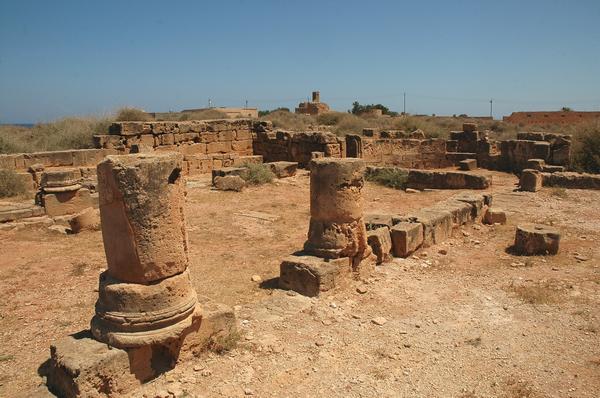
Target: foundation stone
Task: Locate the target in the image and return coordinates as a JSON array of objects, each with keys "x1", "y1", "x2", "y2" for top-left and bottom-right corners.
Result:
[{"x1": 514, "y1": 224, "x2": 560, "y2": 255}]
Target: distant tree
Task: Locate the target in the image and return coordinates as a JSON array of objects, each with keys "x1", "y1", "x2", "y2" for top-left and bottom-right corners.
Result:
[
  {"x1": 350, "y1": 101, "x2": 398, "y2": 116},
  {"x1": 561, "y1": 107, "x2": 573, "y2": 112},
  {"x1": 258, "y1": 107, "x2": 290, "y2": 117}
]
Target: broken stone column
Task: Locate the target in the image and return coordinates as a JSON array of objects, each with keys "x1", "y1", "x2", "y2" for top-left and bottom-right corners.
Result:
[
  {"x1": 91, "y1": 153, "x2": 201, "y2": 348},
  {"x1": 303, "y1": 158, "x2": 371, "y2": 263},
  {"x1": 40, "y1": 169, "x2": 93, "y2": 217},
  {"x1": 280, "y1": 158, "x2": 373, "y2": 296}
]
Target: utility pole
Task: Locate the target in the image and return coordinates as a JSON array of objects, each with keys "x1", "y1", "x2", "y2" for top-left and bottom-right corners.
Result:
[
  {"x1": 403, "y1": 92, "x2": 406, "y2": 115},
  {"x1": 489, "y1": 99, "x2": 493, "y2": 118}
]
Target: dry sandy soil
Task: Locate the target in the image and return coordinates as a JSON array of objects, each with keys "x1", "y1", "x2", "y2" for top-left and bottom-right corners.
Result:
[{"x1": 0, "y1": 170, "x2": 599, "y2": 397}]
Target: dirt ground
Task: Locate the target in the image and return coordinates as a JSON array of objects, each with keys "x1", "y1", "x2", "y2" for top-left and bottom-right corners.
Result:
[{"x1": 0, "y1": 170, "x2": 599, "y2": 397}]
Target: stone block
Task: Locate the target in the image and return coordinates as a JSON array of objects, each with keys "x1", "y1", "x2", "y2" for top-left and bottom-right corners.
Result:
[
  {"x1": 462, "y1": 123, "x2": 478, "y2": 133},
  {"x1": 232, "y1": 155, "x2": 263, "y2": 167},
  {"x1": 265, "y1": 161, "x2": 297, "y2": 178},
  {"x1": 213, "y1": 175, "x2": 246, "y2": 192},
  {"x1": 433, "y1": 199, "x2": 473, "y2": 227},
  {"x1": 526, "y1": 158, "x2": 545, "y2": 171},
  {"x1": 211, "y1": 167, "x2": 247, "y2": 183},
  {"x1": 364, "y1": 213, "x2": 393, "y2": 231},
  {"x1": 514, "y1": 224, "x2": 560, "y2": 255},
  {"x1": 68, "y1": 207, "x2": 100, "y2": 233},
  {"x1": 390, "y1": 222, "x2": 423, "y2": 257},
  {"x1": 520, "y1": 169, "x2": 543, "y2": 192},
  {"x1": 542, "y1": 165, "x2": 565, "y2": 173},
  {"x1": 44, "y1": 188, "x2": 93, "y2": 217},
  {"x1": 458, "y1": 158, "x2": 477, "y2": 171},
  {"x1": 453, "y1": 193, "x2": 485, "y2": 221},
  {"x1": 207, "y1": 141, "x2": 231, "y2": 154},
  {"x1": 412, "y1": 209, "x2": 453, "y2": 247},
  {"x1": 367, "y1": 227, "x2": 392, "y2": 264},
  {"x1": 231, "y1": 139, "x2": 253, "y2": 152},
  {"x1": 279, "y1": 255, "x2": 352, "y2": 297},
  {"x1": 484, "y1": 208, "x2": 507, "y2": 225}
]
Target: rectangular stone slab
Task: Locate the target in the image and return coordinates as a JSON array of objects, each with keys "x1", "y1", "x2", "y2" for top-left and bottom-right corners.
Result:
[
  {"x1": 367, "y1": 227, "x2": 392, "y2": 264},
  {"x1": 390, "y1": 222, "x2": 423, "y2": 257}
]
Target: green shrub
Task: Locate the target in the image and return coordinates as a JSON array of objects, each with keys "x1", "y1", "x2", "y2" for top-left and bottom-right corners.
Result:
[
  {"x1": 115, "y1": 107, "x2": 153, "y2": 121},
  {"x1": 365, "y1": 168, "x2": 408, "y2": 190},
  {"x1": 0, "y1": 169, "x2": 27, "y2": 198},
  {"x1": 241, "y1": 163, "x2": 275, "y2": 185},
  {"x1": 570, "y1": 121, "x2": 600, "y2": 173}
]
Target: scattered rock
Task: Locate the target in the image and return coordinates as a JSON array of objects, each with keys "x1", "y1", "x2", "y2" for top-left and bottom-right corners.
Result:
[
  {"x1": 405, "y1": 188, "x2": 420, "y2": 193},
  {"x1": 251, "y1": 274, "x2": 262, "y2": 282},
  {"x1": 371, "y1": 317, "x2": 387, "y2": 326},
  {"x1": 438, "y1": 249, "x2": 448, "y2": 255},
  {"x1": 574, "y1": 254, "x2": 589, "y2": 262},
  {"x1": 356, "y1": 286, "x2": 368, "y2": 294}
]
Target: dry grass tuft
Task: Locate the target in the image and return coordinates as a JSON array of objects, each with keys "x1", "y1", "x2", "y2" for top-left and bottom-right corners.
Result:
[
  {"x1": 203, "y1": 330, "x2": 241, "y2": 355},
  {"x1": 0, "y1": 169, "x2": 28, "y2": 198},
  {"x1": 115, "y1": 107, "x2": 153, "y2": 121}
]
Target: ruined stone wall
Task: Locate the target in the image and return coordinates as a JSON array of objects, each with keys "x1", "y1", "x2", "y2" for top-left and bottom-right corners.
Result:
[
  {"x1": 361, "y1": 137, "x2": 450, "y2": 168},
  {"x1": 95, "y1": 119, "x2": 265, "y2": 175},
  {"x1": 498, "y1": 132, "x2": 571, "y2": 172},
  {"x1": 503, "y1": 111, "x2": 600, "y2": 125},
  {"x1": 252, "y1": 130, "x2": 344, "y2": 167}
]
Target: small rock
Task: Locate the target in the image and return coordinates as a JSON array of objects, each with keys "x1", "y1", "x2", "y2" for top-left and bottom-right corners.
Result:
[
  {"x1": 574, "y1": 254, "x2": 589, "y2": 262},
  {"x1": 438, "y1": 249, "x2": 447, "y2": 255},
  {"x1": 193, "y1": 365, "x2": 202, "y2": 372},
  {"x1": 251, "y1": 275, "x2": 262, "y2": 282},
  {"x1": 405, "y1": 188, "x2": 420, "y2": 193},
  {"x1": 315, "y1": 338, "x2": 327, "y2": 347},
  {"x1": 356, "y1": 286, "x2": 368, "y2": 294},
  {"x1": 371, "y1": 317, "x2": 387, "y2": 326},
  {"x1": 462, "y1": 230, "x2": 470, "y2": 237},
  {"x1": 286, "y1": 290, "x2": 297, "y2": 296},
  {"x1": 322, "y1": 319, "x2": 333, "y2": 326},
  {"x1": 244, "y1": 388, "x2": 254, "y2": 395},
  {"x1": 329, "y1": 302, "x2": 337, "y2": 309},
  {"x1": 201, "y1": 369, "x2": 212, "y2": 377}
]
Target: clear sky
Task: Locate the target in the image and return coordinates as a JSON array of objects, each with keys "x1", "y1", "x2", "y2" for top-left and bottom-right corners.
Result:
[{"x1": 1, "y1": 0, "x2": 599, "y2": 123}]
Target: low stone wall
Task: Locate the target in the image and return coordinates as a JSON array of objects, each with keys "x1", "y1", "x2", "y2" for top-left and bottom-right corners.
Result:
[
  {"x1": 366, "y1": 166, "x2": 491, "y2": 190},
  {"x1": 0, "y1": 148, "x2": 118, "y2": 171},
  {"x1": 542, "y1": 172, "x2": 600, "y2": 190},
  {"x1": 252, "y1": 130, "x2": 344, "y2": 167},
  {"x1": 498, "y1": 133, "x2": 571, "y2": 172}
]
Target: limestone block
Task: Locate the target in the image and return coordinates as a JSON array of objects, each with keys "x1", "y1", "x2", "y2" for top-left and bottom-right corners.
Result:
[
  {"x1": 484, "y1": 208, "x2": 507, "y2": 225},
  {"x1": 44, "y1": 188, "x2": 93, "y2": 217},
  {"x1": 526, "y1": 158, "x2": 545, "y2": 171},
  {"x1": 207, "y1": 141, "x2": 232, "y2": 154},
  {"x1": 364, "y1": 213, "x2": 393, "y2": 231},
  {"x1": 520, "y1": 169, "x2": 543, "y2": 192},
  {"x1": 211, "y1": 167, "x2": 247, "y2": 182},
  {"x1": 462, "y1": 123, "x2": 478, "y2": 133},
  {"x1": 96, "y1": 153, "x2": 188, "y2": 284},
  {"x1": 231, "y1": 139, "x2": 253, "y2": 152},
  {"x1": 279, "y1": 255, "x2": 352, "y2": 297},
  {"x1": 453, "y1": 192, "x2": 486, "y2": 221},
  {"x1": 232, "y1": 155, "x2": 263, "y2": 167},
  {"x1": 514, "y1": 224, "x2": 560, "y2": 255},
  {"x1": 390, "y1": 222, "x2": 423, "y2": 257},
  {"x1": 265, "y1": 161, "x2": 298, "y2": 178},
  {"x1": 412, "y1": 209, "x2": 453, "y2": 247},
  {"x1": 433, "y1": 199, "x2": 473, "y2": 227},
  {"x1": 68, "y1": 207, "x2": 100, "y2": 233},
  {"x1": 213, "y1": 175, "x2": 246, "y2": 192},
  {"x1": 459, "y1": 159, "x2": 477, "y2": 171},
  {"x1": 235, "y1": 129, "x2": 252, "y2": 140},
  {"x1": 542, "y1": 165, "x2": 565, "y2": 173},
  {"x1": 40, "y1": 169, "x2": 81, "y2": 190},
  {"x1": 367, "y1": 227, "x2": 392, "y2": 264}
]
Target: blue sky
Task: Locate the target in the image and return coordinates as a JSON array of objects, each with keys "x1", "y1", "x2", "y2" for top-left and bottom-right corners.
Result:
[{"x1": 1, "y1": 0, "x2": 599, "y2": 123}]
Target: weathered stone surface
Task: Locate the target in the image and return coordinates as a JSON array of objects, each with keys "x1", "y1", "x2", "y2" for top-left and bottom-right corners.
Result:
[
  {"x1": 411, "y1": 209, "x2": 453, "y2": 247},
  {"x1": 213, "y1": 175, "x2": 246, "y2": 192},
  {"x1": 367, "y1": 227, "x2": 392, "y2": 264},
  {"x1": 526, "y1": 158, "x2": 545, "y2": 171},
  {"x1": 44, "y1": 188, "x2": 93, "y2": 217},
  {"x1": 484, "y1": 208, "x2": 507, "y2": 225},
  {"x1": 520, "y1": 169, "x2": 543, "y2": 192},
  {"x1": 463, "y1": 123, "x2": 478, "y2": 133},
  {"x1": 390, "y1": 222, "x2": 423, "y2": 257},
  {"x1": 407, "y1": 169, "x2": 490, "y2": 190},
  {"x1": 46, "y1": 299, "x2": 236, "y2": 398},
  {"x1": 453, "y1": 192, "x2": 486, "y2": 221},
  {"x1": 265, "y1": 161, "x2": 298, "y2": 178},
  {"x1": 91, "y1": 270, "x2": 201, "y2": 348},
  {"x1": 304, "y1": 158, "x2": 371, "y2": 264},
  {"x1": 432, "y1": 199, "x2": 473, "y2": 227},
  {"x1": 68, "y1": 207, "x2": 100, "y2": 233},
  {"x1": 542, "y1": 171, "x2": 600, "y2": 190},
  {"x1": 211, "y1": 167, "x2": 247, "y2": 183},
  {"x1": 364, "y1": 213, "x2": 393, "y2": 231},
  {"x1": 459, "y1": 159, "x2": 477, "y2": 171},
  {"x1": 514, "y1": 224, "x2": 560, "y2": 255},
  {"x1": 279, "y1": 255, "x2": 352, "y2": 297},
  {"x1": 96, "y1": 153, "x2": 188, "y2": 284},
  {"x1": 0, "y1": 202, "x2": 45, "y2": 222},
  {"x1": 40, "y1": 169, "x2": 81, "y2": 191}
]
